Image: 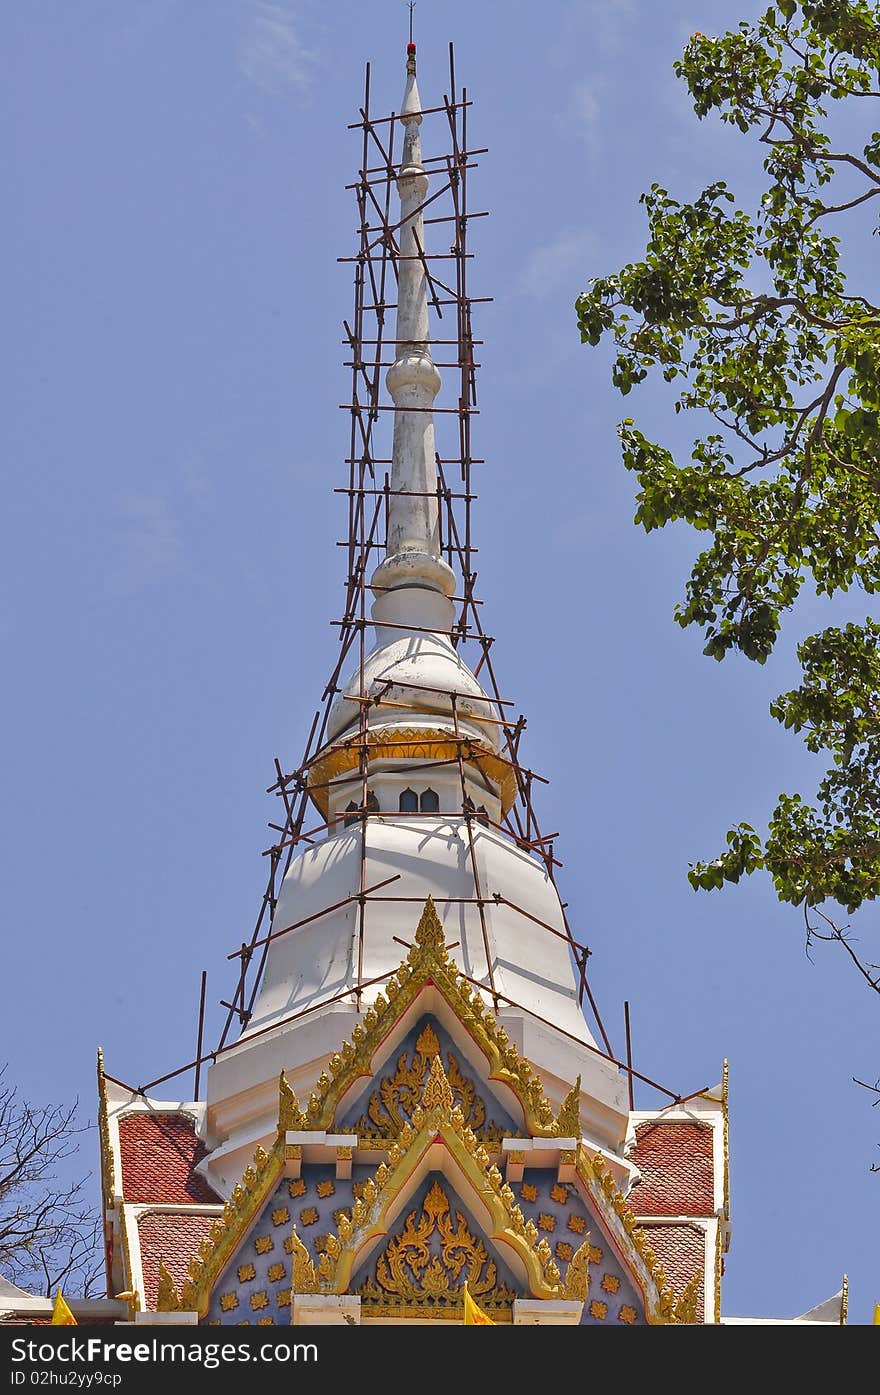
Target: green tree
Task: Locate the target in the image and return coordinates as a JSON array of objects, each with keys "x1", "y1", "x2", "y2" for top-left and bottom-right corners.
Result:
[{"x1": 576, "y1": 1, "x2": 879, "y2": 1000}]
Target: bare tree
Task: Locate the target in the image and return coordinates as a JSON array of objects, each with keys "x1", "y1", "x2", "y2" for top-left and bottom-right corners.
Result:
[{"x1": 0, "y1": 1066, "x2": 103, "y2": 1297}]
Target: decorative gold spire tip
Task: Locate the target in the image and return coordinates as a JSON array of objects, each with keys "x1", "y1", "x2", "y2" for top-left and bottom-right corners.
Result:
[
  {"x1": 413, "y1": 896, "x2": 446, "y2": 955},
  {"x1": 422, "y1": 1053, "x2": 455, "y2": 1114},
  {"x1": 278, "y1": 1071, "x2": 307, "y2": 1133}
]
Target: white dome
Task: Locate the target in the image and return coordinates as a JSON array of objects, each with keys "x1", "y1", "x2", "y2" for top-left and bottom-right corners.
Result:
[
  {"x1": 204, "y1": 815, "x2": 628, "y2": 1166},
  {"x1": 244, "y1": 817, "x2": 598, "y2": 1058},
  {"x1": 327, "y1": 628, "x2": 500, "y2": 749}
]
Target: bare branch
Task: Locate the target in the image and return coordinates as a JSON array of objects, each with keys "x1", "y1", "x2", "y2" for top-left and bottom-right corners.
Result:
[{"x1": 0, "y1": 1066, "x2": 102, "y2": 1297}]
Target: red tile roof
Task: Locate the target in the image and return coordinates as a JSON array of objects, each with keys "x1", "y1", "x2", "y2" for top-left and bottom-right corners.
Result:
[
  {"x1": 636, "y1": 1222, "x2": 706, "y2": 1322},
  {"x1": 137, "y1": 1212, "x2": 217, "y2": 1311},
  {"x1": 630, "y1": 1121, "x2": 714, "y2": 1216},
  {"x1": 118, "y1": 1113, "x2": 219, "y2": 1205}
]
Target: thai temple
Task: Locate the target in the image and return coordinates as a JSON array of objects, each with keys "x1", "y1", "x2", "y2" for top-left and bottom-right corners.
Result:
[{"x1": 1, "y1": 41, "x2": 848, "y2": 1330}]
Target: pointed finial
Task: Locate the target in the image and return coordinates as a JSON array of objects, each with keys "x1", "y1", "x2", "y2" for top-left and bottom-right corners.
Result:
[
  {"x1": 555, "y1": 1074, "x2": 582, "y2": 1138},
  {"x1": 422, "y1": 1054, "x2": 455, "y2": 1113},
  {"x1": 408, "y1": 1, "x2": 416, "y2": 52}
]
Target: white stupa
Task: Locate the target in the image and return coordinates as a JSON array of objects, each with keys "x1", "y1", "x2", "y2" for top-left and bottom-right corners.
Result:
[{"x1": 201, "y1": 47, "x2": 628, "y2": 1194}]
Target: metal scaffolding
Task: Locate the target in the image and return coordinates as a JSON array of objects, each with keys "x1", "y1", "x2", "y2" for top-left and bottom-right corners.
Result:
[{"x1": 109, "y1": 47, "x2": 707, "y2": 1113}]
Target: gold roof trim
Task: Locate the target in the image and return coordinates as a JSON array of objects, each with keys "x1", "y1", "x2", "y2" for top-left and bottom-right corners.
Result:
[
  {"x1": 96, "y1": 1048, "x2": 117, "y2": 1300},
  {"x1": 290, "y1": 897, "x2": 571, "y2": 1140},
  {"x1": 576, "y1": 1147, "x2": 698, "y2": 1324},
  {"x1": 117, "y1": 1203, "x2": 139, "y2": 1314},
  {"x1": 721, "y1": 1058, "x2": 730, "y2": 1230},
  {"x1": 307, "y1": 726, "x2": 517, "y2": 816},
  {"x1": 96, "y1": 1047, "x2": 116, "y2": 1212},
  {"x1": 157, "y1": 1140, "x2": 285, "y2": 1317},
  {"x1": 157, "y1": 1079, "x2": 323, "y2": 1317}
]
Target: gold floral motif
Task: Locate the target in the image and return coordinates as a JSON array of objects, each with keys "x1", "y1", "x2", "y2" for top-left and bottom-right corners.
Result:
[
  {"x1": 237, "y1": 1263, "x2": 256, "y2": 1283},
  {"x1": 256, "y1": 1318, "x2": 274, "y2": 1326},
  {"x1": 353, "y1": 1035, "x2": 505, "y2": 1142},
  {"x1": 567, "y1": 1214, "x2": 587, "y2": 1235},
  {"x1": 520, "y1": 1183, "x2": 538, "y2": 1203},
  {"x1": 316, "y1": 1180, "x2": 335, "y2": 1199},
  {"x1": 271, "y1": 1207, "x2": 290, "y2": 1227},
  {"x1": 250, "y1": 1291, "x2": 269, "y2": 1312},
  {"x1": 550, "y1": 1183, "x2": 568, "y2": 1205},
  {"x1": 300, "y1": 1207, "x2": 319, "y2": 1227},
  {"x1": 267, "y1": 1262, "x2": 286, "y2": 1283},
  {"x1": 276, "y1": 1290, "x2": 291, "y2": 1308},
  {"x1": 587, "y1": 1244, "x2": 604, "y2": 1264},
  {"x1": 357, "y1": 1180, "x2": 516, "y2": 1316},
  {"x1": 589, "y1": 1299, "x2": 608, "y2": 1321},
  {"x1": 619, "y1": 1305, "x2": 637, "y2": 1325},
  {"x1": 220, "y1": 1292, "x2": 238, "y2": 1313},
  {"x1": 537, "y1": 1213, "x2": 556, "y2": 1233},
  {"x1": 254, "y1": 1236, "x2": 273, "y2": 1256},
  {"x1": 602, "y1": 1274, "x2": 620, "y2": 1295},
  {"x1": 555, "y1": 1242, "x2": 573, "y2": 1263},
  {"x1": 288, "y1": 1179, "x2": 307, "y2": 1199}
]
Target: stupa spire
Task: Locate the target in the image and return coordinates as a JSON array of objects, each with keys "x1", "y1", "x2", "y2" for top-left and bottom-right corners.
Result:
[{"x1": 370, "y1": 43, "x2": 456, "y2": 632}]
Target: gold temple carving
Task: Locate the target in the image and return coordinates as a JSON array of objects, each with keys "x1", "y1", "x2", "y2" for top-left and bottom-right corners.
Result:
[
  {"x1": 353, "y1": 1022, "x2": 508, "y2": 1142},
  {"x1": 357, "y1": 1179, "x2": 517, "y2": 1318}
]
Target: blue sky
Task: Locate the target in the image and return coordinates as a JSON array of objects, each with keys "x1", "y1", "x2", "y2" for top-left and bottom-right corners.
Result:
[{"x1": 3, "y1": 0, "x2": 877, "y2": 1321}]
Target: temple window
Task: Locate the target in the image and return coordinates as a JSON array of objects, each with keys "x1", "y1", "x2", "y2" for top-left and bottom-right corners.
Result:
[
  {"x1": 399, "y1": 788, "x2": 419, "y2": 813},
  {"x1": 420, "y1": 788, "x2": 440, "y2": 813}
]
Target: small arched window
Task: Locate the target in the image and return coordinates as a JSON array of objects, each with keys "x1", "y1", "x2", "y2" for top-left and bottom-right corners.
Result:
[
  {"x1": 343, "y1": 800, "x2": 359, "y2": 828},
  {"x1": 399, "y1": 788, "x2": 418, "y2": 813},
  {"x1": 420, "y1": 788, "x2": 440, "y2": 813}
]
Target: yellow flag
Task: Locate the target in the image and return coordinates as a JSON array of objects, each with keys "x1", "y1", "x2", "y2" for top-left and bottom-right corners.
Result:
[
  {"x1": 51, "y1": 1290, "x2": 77, "y2": 1325},
  {"x1": 462, "y1": 1282, "x2": 494, "y2": 1325}
]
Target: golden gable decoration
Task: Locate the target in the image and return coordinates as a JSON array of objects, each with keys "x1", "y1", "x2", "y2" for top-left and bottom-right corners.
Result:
[
  {"x1": 154, "y1": 904, "x2": 699, "y2": 1323},
  {"x1": 156, "y1": 1141, "x2": 284, "y2": 1316},
  {"x1": 583, "y1": 1149, "x2": 689, "y2": 1324},
  {"x1": 352, "y1": 1021, "x2": 510, "y2": 1143},
  {"x1": 357, "y1": 1178, "x2": 518, "y2": 1319},
  {"x1": 306, "y1": 1056, "x2": 572, "y2": 1307},
  {"x1": 284, "y1": 897, "x2": 572, "y2": 1139}
]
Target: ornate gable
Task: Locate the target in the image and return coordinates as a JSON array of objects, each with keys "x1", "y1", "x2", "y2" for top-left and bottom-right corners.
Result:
[
  {"x1": 277, "y1": 898, "x2": 578, "y2": 1139},
  {"x1": 337, "y1": 1014, "x2": 520, "y2": 1143},
  {"x1": 157, "y1": 902, "x2": 701, "y2": 1324}
]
